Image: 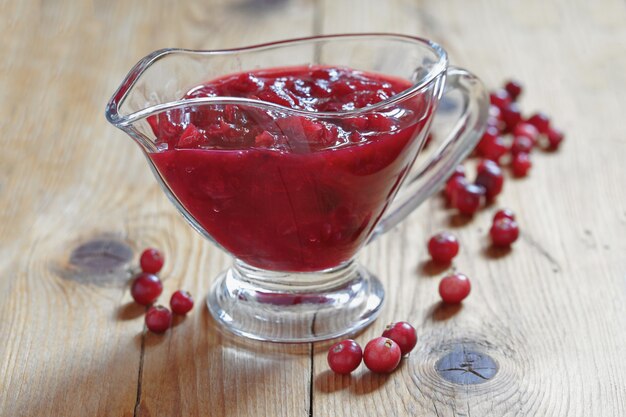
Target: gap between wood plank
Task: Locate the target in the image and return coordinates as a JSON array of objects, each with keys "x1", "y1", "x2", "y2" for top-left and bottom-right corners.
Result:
[{"x1": 133, "y1": 328, "x2": 146, "y2": 417}]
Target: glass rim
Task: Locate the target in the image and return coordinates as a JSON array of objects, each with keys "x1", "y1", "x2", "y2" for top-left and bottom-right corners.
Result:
[{"x1": 105, "y1": 33, "x2": 449, "y2": 127}]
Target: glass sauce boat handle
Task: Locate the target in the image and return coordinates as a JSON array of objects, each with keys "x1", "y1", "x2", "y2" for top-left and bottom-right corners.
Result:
[{"x1": 369, "y1": 67, "x2": 489, "y2": 242}]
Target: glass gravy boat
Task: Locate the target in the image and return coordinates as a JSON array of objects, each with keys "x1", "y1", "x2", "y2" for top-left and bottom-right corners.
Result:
[{"x1": 106, "y1": 34, "x2": 488, "y2": 342}]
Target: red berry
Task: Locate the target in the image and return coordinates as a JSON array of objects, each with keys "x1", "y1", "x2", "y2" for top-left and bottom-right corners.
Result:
[
  {"x1": 489, "y1": 89, "x2": 511, "y2": 111},
  {"x1": 140, "y1": 248, "x2": 164, "y2": 274},
  {"x1": 438, "y1": 273, "x2": 471, "y2": 304},
  {"x1": 475, "y1": 160, "x2": 504, "y2": 199},
  {"x1": 382, "y1": 322, "x2": 417, "y2": 356},
  {"x1": 513, "y1": 122, "x2": 539, "y2": 145},
  {"x1": 504, "y1": 80, "x2": 523, "y2": 101},
  {"x1": 512, "y1": 152, "x2": 532, "y2": 177},
  {"x1": 490, "y1": 218, "x2": 520, "y2": 246},
  {"x1": 363, "y1": 337, "x2": 402, "y2": 373},
  {"x1": 493, "y1": 209, "x2": 516, "y2": 222},
  {"x1": 502, "y1": 102, "x2": 523, "y2": 131},
  {"x1": 130, "y1": 273, "x2": 163, "y2": 306},
  {"x1": 477, "y1": 130, "x2": 509, "y2": 163},
  {"x1": 445, "y1": 176, "x2": 467, "y2": 203},
  {"x1": 170, "y1": 290, "x2": 194, "y2": 315},
  {"x1": 526, "y1": 112, "x2": 550, "y2": 135},
  {"x1": 428, "y1": 232, "x2": 460, "y2": 263},
  {"x1": 145, "y1": 305, "x2": 172, "y2": 333},
  {"x1": 511, "y1": 136, "x2": 534, "y2": 156},
  {"x1": 454, "y1": 183, "x2": 486, "y2": 215},
  {"x1": 327, "y1": 339, "x2": 363, "y2": 374},
  {"x1": 487, "y1": 106, "x2": 506, "y2": 132},
  {"x1": 546, "y1": 127, "x2": 564, "y2": 150}
]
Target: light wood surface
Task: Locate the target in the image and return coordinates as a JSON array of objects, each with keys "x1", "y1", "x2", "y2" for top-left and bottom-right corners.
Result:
[{"x1": 1, "y1": 0, "x2": 625, "y2": 416}]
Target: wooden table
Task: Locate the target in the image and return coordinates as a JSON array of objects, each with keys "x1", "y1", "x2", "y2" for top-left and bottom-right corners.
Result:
[{"x1": 2, "y1": 0, "x2": 625, "y2": 415}]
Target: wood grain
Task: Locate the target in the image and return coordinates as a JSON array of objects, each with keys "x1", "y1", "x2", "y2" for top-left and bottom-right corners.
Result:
[{"x1": 1, "y1": 0, "x2": 625, "y2": 416}]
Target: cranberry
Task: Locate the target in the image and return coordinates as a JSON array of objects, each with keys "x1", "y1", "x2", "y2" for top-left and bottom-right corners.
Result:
[
  {"x1": 363, "y1": 337, "x2": 402, "y2": 373},
  {"x1": 504, "y1": 80, "x2": 523, "y2": 101},
  {"x1": 477, "y1": 130, "x2": 509, "y2": 163},
  {"x1": 493, "y1": 208, "x2": 516, "y2": 222},
  {"x1": 382, "y1": 322, "x2": 418, "y2": 355},
  {"x1": 526, "y1": 112, "x2": 550, "y2": 135},
  {"x1": 490, "y1": 218, "x2": 520, "y2": 246},
  {"x1": 502, "y1": 102, "x2": 523, "y2": 131},
  {"x1": 513, "y1": 122, "x2": 539, "y2": 145},
  {"x1": 489, "y1": 89, "x2": 511, "y2": 111},
  {"x1": 327, "y1": 339, "x2": 363, "y2": 374},
  {"x1": 475, "y1": 160, "x2": 504, "y2": 199},
  {"x1": 512, "y1": 152, "x2": 532, "y2": 177},
  {"x1": 140, "y1": 248, "x2": 165, "y2": 274},
  {"x1": 170, "y1": 290, "x2": 194, "y2": 315},
  {"x1": 454, "y1": 183, "x2": 486, "y2": 215},
  {"x1": 445, "y1": 176, "x2": 467, "y2": 203},
  {"x1": 546, "y1": 127, "x2": 564, "y2": 150},
  {"x1": 130, "y1": 273, "x2": 163, "y2": 306},
  {"x1": 145, "y1": 305, "x2": 172, "y2": 333},
  {"x1": 428, "y1": 232, "x2": 460, "y2": 263},
  {"x1": 438, "y1": 273, "x2": 471, "y2": 304},
  {"x1": 511, "y1": 136, "x2": 534, "y2": 155}
]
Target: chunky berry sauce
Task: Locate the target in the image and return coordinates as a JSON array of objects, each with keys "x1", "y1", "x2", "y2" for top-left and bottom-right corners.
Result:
[{"x1": 148, "y1": 66, "x2": 429, "y2": 271}]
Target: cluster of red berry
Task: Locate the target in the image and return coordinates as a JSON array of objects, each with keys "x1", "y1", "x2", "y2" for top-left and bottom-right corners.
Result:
[
  {"x1": 129, "y1": 248, "x2": 194, "y2": 334},
  {"x1": 327, "y1": 322, "x2": 417, "y2": 374},
  {"x1": 445, "y1": 80, "x2": 565, "y2": 216}
]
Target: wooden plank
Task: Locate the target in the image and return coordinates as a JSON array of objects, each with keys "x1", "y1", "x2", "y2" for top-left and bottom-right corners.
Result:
[{"x1": 313, "y1": 0, "x2": 626, "y2": 416}]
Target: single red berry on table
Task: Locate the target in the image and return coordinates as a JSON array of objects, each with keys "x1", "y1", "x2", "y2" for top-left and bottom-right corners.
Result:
[
  {"x1": 445, "y1": 176, "x2": 467, "y2": 203},
  {"x1": 513, "y1": 122, "x2": 539, "y2": 145},
  {"x1": 489, "y1": 89, "x2": 512, "y2": 111},
  {"x1": 502, "y1": 102, "x2": 523, "y2": 131},
  {"x1": 546, "y1": 127, "x2": 564, "y2": 150},
  {"x1": 490, "y1": 218, "x2": 520, "y2": 247},
  {"x1": 145, "y1": 305, "x2": 172, "y2": 333},
  {"x1": 504, "y1": 80, "x2": 523, "y2": 101},
  {"x1": 493, "y1": 208, "x2": 516, "y2": 223},
  {"x1": 526, "y1": 112, "x2": 550, "y2": 135},
  {"x1": 454, "y1": 183, "x2": 486, "y2": 215},
  {"x1": 512, "y1": 152, "x2": 532, "y2": 177},
  {"x1": 475, "y1": 160, "x2": 504, "y2": 199},
  {"x1": 511, "y1": 135, "x2": 534, "y2": 155},
  {"x1": 131, "y1": 273, "x2": 163, "y2": 306},
  {"x1": 170, "y1": 290, "x2": 194, "y2": 315},
  {"x1": 439, "y1": 273, "x2": 471, "y2": 304},
  {"x1": 477, "y1": 130, "x2": 509, "y2": 163},
  {"x1": 428, "y1": 232, "x2": 460, "y2": 263},
  {"x1": 140, "y1": 248, "x2": 165, "y2": 274},
  {"x1": 363, "y1": 337, "x2": 402, "y2": 373},
  {"x1": 327, "y1": 339, "x2": 363, "y2": 374},
  {"x1": 382, "y1": 322, "x2": 418, "y2": 356}
]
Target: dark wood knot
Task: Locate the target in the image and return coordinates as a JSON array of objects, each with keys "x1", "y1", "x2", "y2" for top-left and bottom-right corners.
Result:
[
  {"x1": 436, "y1": 346, "x2": 498, "y2": 385},
  {"x1": 69, "y1": 238, "x2": 133, "y2": 274}
]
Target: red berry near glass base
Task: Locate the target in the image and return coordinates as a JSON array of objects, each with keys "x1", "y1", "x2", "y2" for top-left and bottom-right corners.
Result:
[
  {"x1": 439, "y1": 273, "x2": 471, "y2": 304},
  {"x1": 130, "y1": 273, "x2": 163, "y2": 305},
  {"x1": 512, "y1": 152, "x2": 532, "y2": 177},
  {"x1": 477, "y1": 129, "x2": 509, "y2": 163},
  {"x1": 511, "y1": 136, "x2": 534, "y2": 156},
  {"x1": 546, "y1": 127, "x2": 565, "y2": 150},
  {"x1": 493, "y1": 208, "x2": 516, "y2": 223},
  {"x1": 170, "y1": 290, "x2": 194, "y2": 315},
  {"x1": 140, "y1": 248, "x2": 165, "y2": 274},
  {"x1": 382, "y1": 322, "x2": 418, "y2": 356},
  {"x1": 504, "y1": 80, "x2": 523, "y2": 101},
  {"x1": 428, "y1": 232, "x2": 460, "y2": 263},
  {"x1": 145, "y1": 305, "x2": 173, "y2": 333},
  {"x1": 513, "y1": 122, "x2": 539, "y2": 145},
  {"x1": 363, "y1": 337, "x2": 402, "y2": 373},
  {"x1": 475, "y1": 160, "x2": 504, "y2": 200},
  {"x1": 526, "y1": 112, "x2": 550, "y2": 135},
  {"x1": 445, "y1": 176, "x2": 467, "y2": 203},
  {"x1": 327, "y1": 339, "x2": 363, "y2": 374},
  {"x1": 501, "y1": 102, "x2": 523, "y2": 131},
  {"x1": 490, "y1": 218, "x2": 520, "y2": 247},
  {"x1": 454, "y1": 183, "x2": 486, "y2": 215},
  {"x1": 489, "y1": 89, "x2": 512, "y2": 111}
]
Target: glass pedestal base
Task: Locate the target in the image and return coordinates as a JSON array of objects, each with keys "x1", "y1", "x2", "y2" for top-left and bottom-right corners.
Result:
[{"x1": 207, "y1": 260, "x2": 384, "y2": 343}]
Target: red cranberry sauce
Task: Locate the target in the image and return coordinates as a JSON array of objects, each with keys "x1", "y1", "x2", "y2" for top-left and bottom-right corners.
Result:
[{"x1": 147, "y1": 66, "x2": 430, "y2": 271}]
